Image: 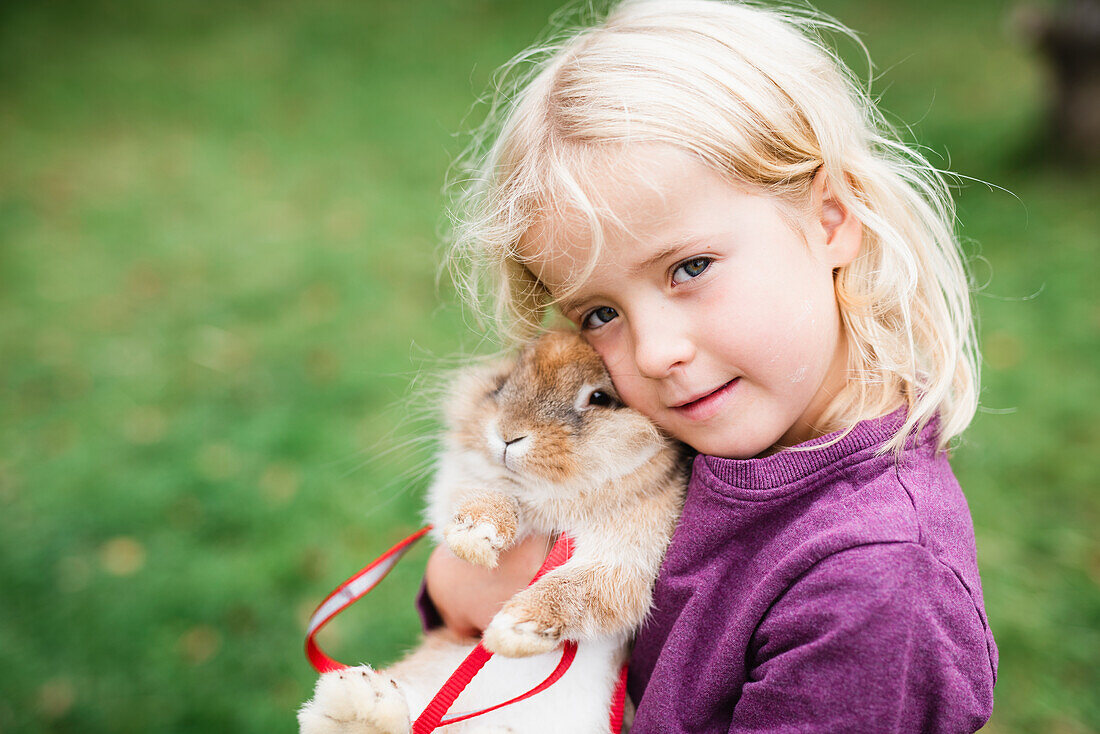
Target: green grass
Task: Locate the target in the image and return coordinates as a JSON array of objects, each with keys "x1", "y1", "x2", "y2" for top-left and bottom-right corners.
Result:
[{"x1": 1, "y1": 1, "x2": 1097, "y2": 732}]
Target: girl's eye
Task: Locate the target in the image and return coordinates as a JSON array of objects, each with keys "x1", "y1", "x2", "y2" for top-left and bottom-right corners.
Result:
[
  {"x1": 672, "y1": 257, "x2": 712, "y2": 284},
  {"x1": 582, "y1": 306, "x2": 618, "y2": 330}
]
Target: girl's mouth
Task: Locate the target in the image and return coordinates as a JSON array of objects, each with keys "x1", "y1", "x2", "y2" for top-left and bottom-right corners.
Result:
[{"x1": 670, "y1": 378, "x2": 739, "y2": 421}]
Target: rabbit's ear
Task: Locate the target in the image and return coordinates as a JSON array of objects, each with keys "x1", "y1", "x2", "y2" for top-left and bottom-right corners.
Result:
[
  {"x1": 441, "y1": 356, "x2": 515, "y2": 427},
  {"x1": 461, "y1": 356, "x2": 514, "y2": 391},
  {"x1": 487, "y1": 360, "x2": 515, "y2": 392}
]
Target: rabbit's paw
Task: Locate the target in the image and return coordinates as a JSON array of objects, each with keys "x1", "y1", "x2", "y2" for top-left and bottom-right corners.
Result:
[
  {"x1": 443, "y1": 515, "x2": 507, "y2": 568},
  {"x1": 298, "y1": 666, "x2": 410, "y2": 734},
  {"x1": 482, "y1": 609, "x2": 564, "y2": 658}
]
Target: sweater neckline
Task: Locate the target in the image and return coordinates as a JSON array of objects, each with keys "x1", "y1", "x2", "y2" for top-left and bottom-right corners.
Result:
[{"x1": 697, "y1": 406, "x2": 924, "y2": 493}]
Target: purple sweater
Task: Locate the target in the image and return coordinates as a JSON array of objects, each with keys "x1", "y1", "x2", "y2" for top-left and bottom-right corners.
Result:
[{"x1": 629, "y1": 408, "x2": 997, "y2": 733}]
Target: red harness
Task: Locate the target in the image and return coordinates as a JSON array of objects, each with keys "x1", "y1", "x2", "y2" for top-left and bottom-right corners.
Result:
[{"x1": 304, "y1": 526, "x2": 629, "y2": 733}]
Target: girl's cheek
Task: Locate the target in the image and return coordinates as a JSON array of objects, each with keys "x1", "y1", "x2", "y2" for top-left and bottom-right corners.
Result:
[
  {"x1": 592, "y1": 347, "x2": 645, "y2": 407},
  {"x1": 607, "y1": 373, "x2": 661, "y2": 424},
  {"x1": 582, "y1": 328, "x2": 659, "y2": 418},
  {"x1": 583, "y1": 329, "x2": 624, "y2": 372}
]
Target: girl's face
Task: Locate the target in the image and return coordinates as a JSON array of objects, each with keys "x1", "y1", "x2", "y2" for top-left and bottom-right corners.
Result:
[{"x1": 523, "y1": 145, "x2": 862, "y2": 459}]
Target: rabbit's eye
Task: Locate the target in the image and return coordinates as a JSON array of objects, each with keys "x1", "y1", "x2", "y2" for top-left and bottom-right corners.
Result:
[
  {"x1": 588, "y1": 390, "x2": 614, "y2": 407},
  {"x1": 574, "y1": 384, "x2": 620, "y2": 412}
]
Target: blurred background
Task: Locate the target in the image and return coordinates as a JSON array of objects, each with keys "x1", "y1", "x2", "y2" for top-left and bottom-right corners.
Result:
[{"x1": 1, "y1": 0, "x2": 1098, "y2": 731}]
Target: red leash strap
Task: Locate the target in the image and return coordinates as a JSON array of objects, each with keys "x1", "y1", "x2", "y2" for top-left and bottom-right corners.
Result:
[
  {"x1": 412, "y1": 534, "x2": 575, "y2": 732},
  {"x1": 305, "y1": 525, "x2": 433, "y2": 673},
  {"x1": 414, "y1": 640, "x2": 579, "y2": 731},
  {"x1": 305, "y1": 528, "x2": 632, "y2": 732},
  {"x1": 609, "y1": 662, "x2": 629, "y2": 734}
]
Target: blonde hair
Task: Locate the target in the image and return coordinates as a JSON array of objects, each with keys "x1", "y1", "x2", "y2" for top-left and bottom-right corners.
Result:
[{"x1": 444, "y1": 0, "x2": 980, "y2": 455}]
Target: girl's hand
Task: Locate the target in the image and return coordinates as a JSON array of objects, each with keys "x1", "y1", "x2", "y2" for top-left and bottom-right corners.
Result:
[{"x1": 424, "y1": 533, "x2": 551, "y2": 637}]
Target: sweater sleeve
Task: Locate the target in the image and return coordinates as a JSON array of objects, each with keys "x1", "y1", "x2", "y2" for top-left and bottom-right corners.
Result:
[
  {"x1": 729, "y1": 542, "x2": 995, "y2": 734},
  {"x1": 415, "y1": 579, "x2": 444, "y2": 631}
]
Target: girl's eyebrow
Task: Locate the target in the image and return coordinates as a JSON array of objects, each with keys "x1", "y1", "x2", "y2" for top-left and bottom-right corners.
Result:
[
  {"x1": 628, "y1": 237, "x2": 704, "y2": 276},
  {"x1": 556, "y1": 292, "x2": 588, "y2": 316}
]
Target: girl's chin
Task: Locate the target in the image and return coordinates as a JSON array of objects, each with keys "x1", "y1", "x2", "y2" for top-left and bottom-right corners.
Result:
[{"x1": 675, "y1": 429, "x2": 780, "y2": 461}]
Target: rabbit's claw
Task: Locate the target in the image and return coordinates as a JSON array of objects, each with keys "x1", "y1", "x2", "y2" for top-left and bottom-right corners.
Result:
[
  {"x1": 298, "y1": 666, "x2": 410, "y2": 734},
  {"x1": 482, "y1": 609, "x2": 564, "y2": 657},
  {"x1": 444, "y1": 515, "x2": 506, "y2": 568}
]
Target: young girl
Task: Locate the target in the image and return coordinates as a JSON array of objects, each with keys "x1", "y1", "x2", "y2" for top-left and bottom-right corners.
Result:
[{"x1": 423, "y1": 0, "x2": 998, "y2": 730}]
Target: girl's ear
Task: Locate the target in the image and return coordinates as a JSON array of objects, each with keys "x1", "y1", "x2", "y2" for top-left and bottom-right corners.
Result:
[{"x1": 810, "y1": 167, "x2": 862, "y2": 268}]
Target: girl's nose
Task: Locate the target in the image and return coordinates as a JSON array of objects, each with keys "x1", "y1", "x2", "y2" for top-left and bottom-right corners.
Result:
[{"x1": 632, "y1": 317, "x2": 695, "y2": 379}]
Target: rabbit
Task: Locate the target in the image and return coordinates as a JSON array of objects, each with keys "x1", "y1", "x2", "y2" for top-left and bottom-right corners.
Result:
[{"x1": 298, "y1": 330, "x2": 689, "y2": 734}]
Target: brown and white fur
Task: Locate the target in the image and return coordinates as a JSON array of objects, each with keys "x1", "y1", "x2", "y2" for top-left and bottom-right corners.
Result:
[{"x1": 298, "y1": 330, "x2": 688, "y2": 734}]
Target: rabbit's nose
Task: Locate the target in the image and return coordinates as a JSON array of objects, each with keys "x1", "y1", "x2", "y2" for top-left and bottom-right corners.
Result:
[
  {"x1": 499, "y1": 433, "x2": 530, "y2": 470},
  {"x1": 487, "y1": 419, "x2": 531, "y2": 467}
]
